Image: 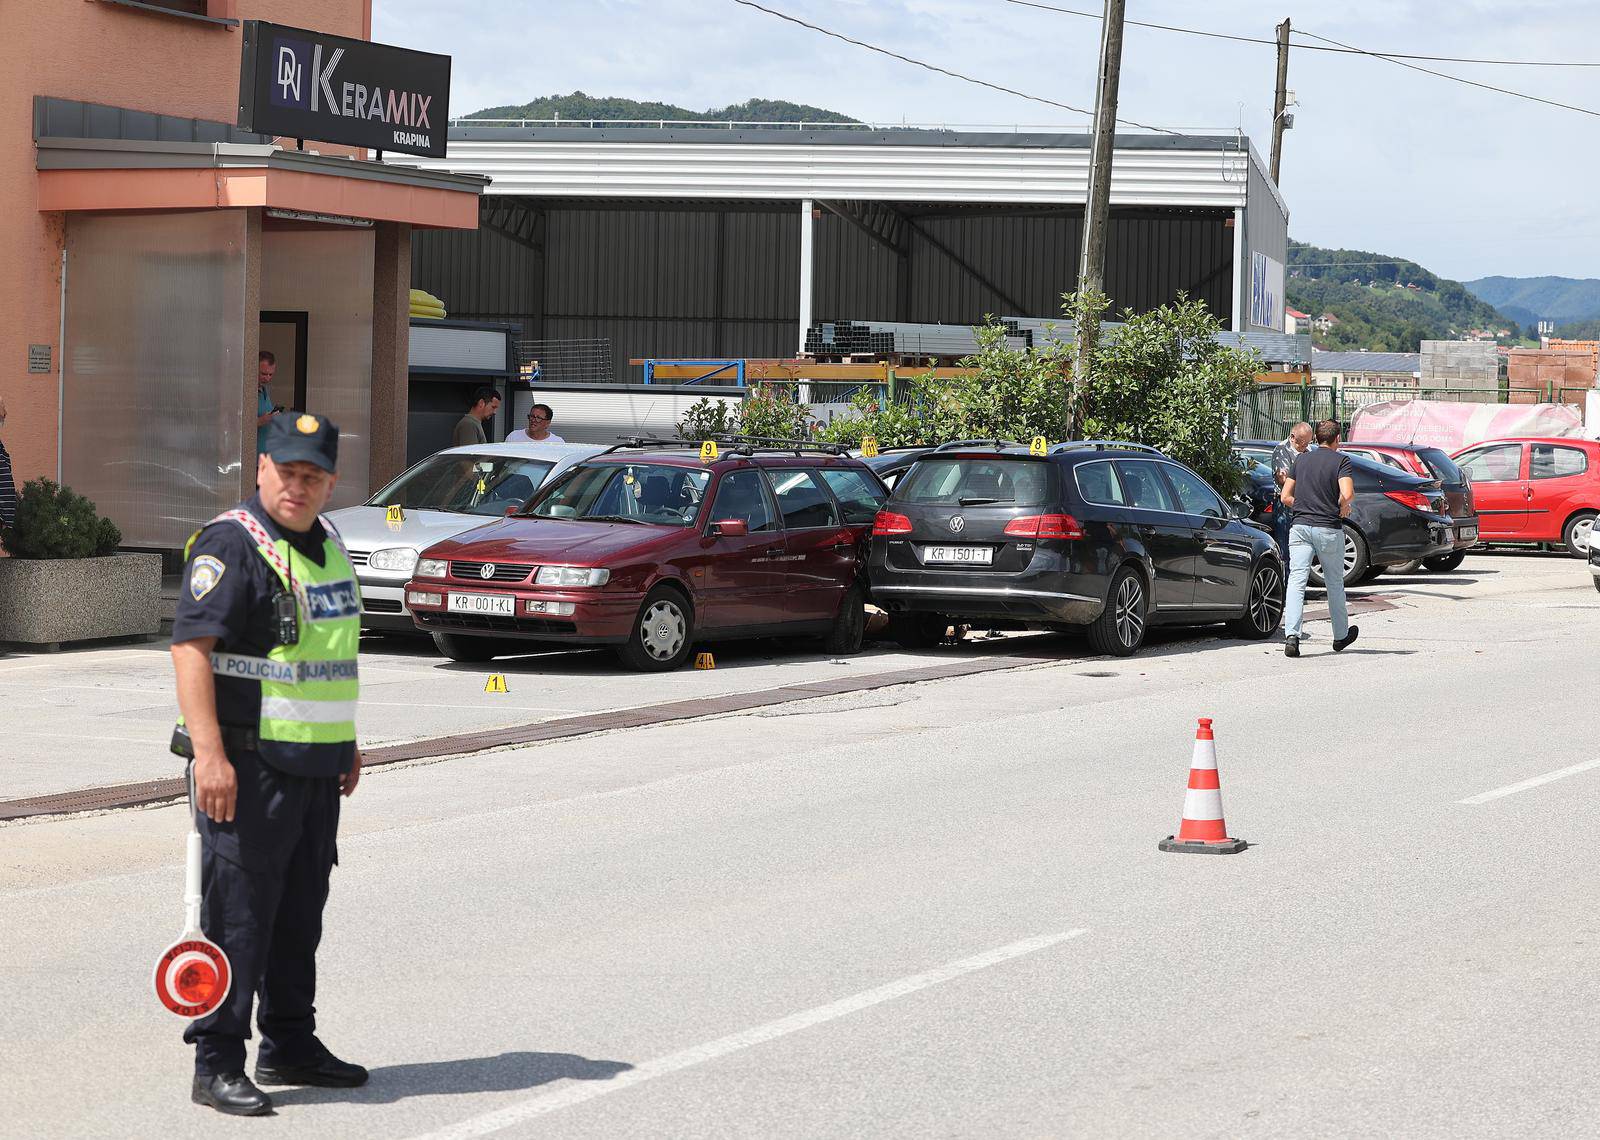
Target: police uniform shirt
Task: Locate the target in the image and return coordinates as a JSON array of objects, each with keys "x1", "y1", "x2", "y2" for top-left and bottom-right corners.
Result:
[{"x1": 172, "y1": 496, "x2": 349, "y2": 778}]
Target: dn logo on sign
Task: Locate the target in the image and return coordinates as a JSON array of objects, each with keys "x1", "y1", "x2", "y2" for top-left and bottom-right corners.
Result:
[{"x1": 269, "y1": 38, "x2": 312, "y2": 110}]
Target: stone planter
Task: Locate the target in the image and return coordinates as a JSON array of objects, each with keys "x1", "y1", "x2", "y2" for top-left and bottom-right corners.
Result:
[{"x1": 0, "y1": 553, "x2": 162, "y2": 649}]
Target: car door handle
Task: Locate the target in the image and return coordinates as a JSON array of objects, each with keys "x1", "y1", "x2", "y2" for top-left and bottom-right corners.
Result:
[
  {"x1": 764, "y1": 547, "x2": 784, "y2": 557},
  {"x1": 830, "y1": 542, "x2": 853, "y2": 551}
]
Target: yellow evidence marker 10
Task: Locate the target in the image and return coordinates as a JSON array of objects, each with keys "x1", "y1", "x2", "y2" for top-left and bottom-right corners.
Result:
[{"x1": 385, "y1": 504, "x2": 404, "y2": 526}]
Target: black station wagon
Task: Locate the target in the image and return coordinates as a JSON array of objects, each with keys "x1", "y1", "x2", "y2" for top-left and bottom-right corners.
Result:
[{"x1": 867, "y1": 444, "x2": 1286, "y2": 656}]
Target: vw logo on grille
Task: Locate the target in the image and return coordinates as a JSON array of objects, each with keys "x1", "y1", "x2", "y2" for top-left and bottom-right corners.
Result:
[
  {"x1": 480, "y1": 563, "x2": 496, "y2": 579},
  {"x1": 948, "y1": 516, "x2": 966, "y2": 534}
]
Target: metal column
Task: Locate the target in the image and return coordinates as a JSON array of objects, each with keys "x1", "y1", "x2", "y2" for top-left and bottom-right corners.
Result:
[
  {"x1": 1231, "y1": 207, "x2": 1245, "y2": 332},
  {"x1": 797, "y1": 199, "x2": 814, "y2": 357}
]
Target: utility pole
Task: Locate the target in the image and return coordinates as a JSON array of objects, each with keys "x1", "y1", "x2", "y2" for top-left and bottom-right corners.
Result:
[
  {"x1": 1270, "y1": 17, "x2": 1291, "y2": 185},
  {"x1": 1068, "y1": 0, "x2": 1126, "y2": 439}
]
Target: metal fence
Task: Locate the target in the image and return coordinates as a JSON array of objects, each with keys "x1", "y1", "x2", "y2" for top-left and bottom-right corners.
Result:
[
  {"x1": 516, "y1": 338, "x2": 614, "y2": 386},
  {"x1": 1235, "y1": 382, "x2": 1568, "y2": 441}
]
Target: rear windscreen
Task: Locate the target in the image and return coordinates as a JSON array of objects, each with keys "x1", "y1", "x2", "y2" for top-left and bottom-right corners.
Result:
[
  {"x1": 894, "y1": 457, "x2": 1053, "y2": 507},
  {"x1": 1416, "y1": 448, "x2": 1465, "y2": 485}
]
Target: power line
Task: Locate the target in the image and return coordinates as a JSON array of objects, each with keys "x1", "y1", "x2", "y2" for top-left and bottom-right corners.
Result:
[
  {"x1": 1293, "y1": 28, "x2": 1600, "y2": 120},
  {"x1": 1004, "y1": 0, "x2": 1600, "y2": 67},
  {"x1": 728, "y1": 0, "x2": 1180, "y2": 134}
]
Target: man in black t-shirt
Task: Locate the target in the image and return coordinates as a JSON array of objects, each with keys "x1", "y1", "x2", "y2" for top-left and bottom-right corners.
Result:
[{"x1": 1280, "y1": 419, "x2": 1359, "y2": 658}]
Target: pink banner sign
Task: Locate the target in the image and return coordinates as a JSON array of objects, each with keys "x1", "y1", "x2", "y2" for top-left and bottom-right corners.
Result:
[{"x1": 1348, "y1": 401, "x2": 1582, "y2": 452}]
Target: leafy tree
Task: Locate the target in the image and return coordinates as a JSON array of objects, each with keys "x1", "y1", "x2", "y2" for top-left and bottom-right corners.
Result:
[{"x1": 675, "y1": 386, "x2": 812, "y2": 443}]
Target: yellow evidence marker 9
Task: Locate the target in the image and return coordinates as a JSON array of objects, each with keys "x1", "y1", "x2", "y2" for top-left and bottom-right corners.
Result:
[
  {"x1": 484, "y1": 674, "x2": 509, "y2": 694},
  {"x1": 699, "y1": 440, "x2": 719, "y2": 463}
]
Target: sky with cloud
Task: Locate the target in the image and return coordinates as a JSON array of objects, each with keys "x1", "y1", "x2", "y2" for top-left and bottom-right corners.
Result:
[{"x1": 376, "y1": 1, "x2": 1597, "y2": 282}]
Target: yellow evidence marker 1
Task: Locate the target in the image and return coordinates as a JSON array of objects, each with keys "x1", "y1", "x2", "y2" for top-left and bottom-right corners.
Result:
[
  {"x1": 861, "y1": 436, "x2": 880, "y2": 458},
  {"x1": 699, "y1": 440, "x2": 719, "y2": 463},
  {"x1": 1030, "y1": 436, "x2": 1048, "y2": 456},
  {"x1": 484, "y1": 673, "x2": 509, "y2": 694},
  {"x1": 694, "y1": 652, "x2": 716, "y2": 670}
]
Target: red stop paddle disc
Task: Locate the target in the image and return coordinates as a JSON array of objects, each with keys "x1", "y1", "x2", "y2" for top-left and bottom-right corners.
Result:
[
  {"x1": 154, "y1": 807, "x2": 233, "y2": 1020},
  {"x1": 154, "y1": 936, "x2": 232, "y2": 1019}
]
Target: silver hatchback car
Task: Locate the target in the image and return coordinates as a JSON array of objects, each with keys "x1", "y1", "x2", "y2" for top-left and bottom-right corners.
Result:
[{"x1": 327, "y1": 441, "x2": 606, "y2": 631}]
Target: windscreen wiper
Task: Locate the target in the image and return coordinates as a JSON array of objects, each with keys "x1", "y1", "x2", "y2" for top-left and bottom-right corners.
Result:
[
  {"x1": 958, "y1": 496, "x2": 1014, "y2": 505},
  {"x1": 583, "y1": 514, "x2": 646, "y2": 524}
]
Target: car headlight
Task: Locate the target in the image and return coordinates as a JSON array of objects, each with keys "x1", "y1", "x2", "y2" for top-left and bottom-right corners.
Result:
[
  {"x1": 535, "y1": 565, "x2": 610, "y2": 587},
  {"x1": 415, "y1": 558, "x2": 449, "y2": 579},
  {"x1": 368, "y1": 547, "x2": 419, "y2": 573}
]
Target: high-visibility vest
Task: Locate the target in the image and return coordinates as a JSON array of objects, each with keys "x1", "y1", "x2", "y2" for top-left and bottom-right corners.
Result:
[{"x1": 182, "y1": 508, "x2": 360, "y2": 771}]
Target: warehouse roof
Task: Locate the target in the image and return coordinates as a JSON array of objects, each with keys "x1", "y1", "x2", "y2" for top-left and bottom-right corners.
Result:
[
  {"x1": 1311, "y1": 351, "x2": 1421, "y2": 373},
  {"x1": 390, "y1": 127, "x2": 1287, "y2": 217}
]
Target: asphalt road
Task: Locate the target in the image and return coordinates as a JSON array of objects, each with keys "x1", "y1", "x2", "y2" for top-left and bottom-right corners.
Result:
[{"x1": 4, "y1": 552, "x2": 1598, "y2": 1138}]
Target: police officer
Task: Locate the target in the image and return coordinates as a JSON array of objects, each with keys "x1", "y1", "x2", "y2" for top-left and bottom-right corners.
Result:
[{"x1": 170, "y1": 412, "x2": 366, "y2": 1116}]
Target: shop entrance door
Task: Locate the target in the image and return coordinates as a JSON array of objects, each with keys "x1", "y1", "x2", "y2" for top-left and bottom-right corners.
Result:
[{"x1": 259, "y1": 311, "x2": 308, "y2": 413}]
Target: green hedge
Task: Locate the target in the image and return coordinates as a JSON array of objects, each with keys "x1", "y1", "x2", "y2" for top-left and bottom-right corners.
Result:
[{"x1": 1, "y1": 479, "x2": 121, "y2": 560}]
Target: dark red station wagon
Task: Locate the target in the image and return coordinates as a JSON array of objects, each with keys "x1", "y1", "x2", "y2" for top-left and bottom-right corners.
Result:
[{"x1": 402, "y1": 440, "x2": 888, "y2": 670}]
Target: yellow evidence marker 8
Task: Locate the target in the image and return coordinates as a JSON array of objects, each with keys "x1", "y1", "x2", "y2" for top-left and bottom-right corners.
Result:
[
  {"x1": 861, "y1": 436, "x2": 880, "y2": 458},
  {"x1": 1030, "y1": 436, "x2": 1048, "y2": 456},
  {"x1": 484, "y1": 674, "x2": 509, "y2": 694},
  {"x1": 699, "y1": 440, "x2": 719, "y2": 463}
]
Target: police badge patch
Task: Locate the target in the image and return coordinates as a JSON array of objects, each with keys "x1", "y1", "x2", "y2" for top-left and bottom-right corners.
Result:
[{"x1": 189, "y1": 555, "x2": 226, "y2": 600}]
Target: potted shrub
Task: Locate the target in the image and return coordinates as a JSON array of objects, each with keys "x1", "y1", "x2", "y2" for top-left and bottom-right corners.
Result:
[{"x1": 0, "y1": 479, "x2": 160, "y2": 650}]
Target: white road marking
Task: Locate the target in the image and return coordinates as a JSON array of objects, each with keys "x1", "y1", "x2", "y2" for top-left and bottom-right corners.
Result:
[
  {"x1": 1459, "y1": 757, "x2": 1600, "y2": 804},
  {"x1": 404, "y1": 929, "x2": 1090, "y2": 1140}
]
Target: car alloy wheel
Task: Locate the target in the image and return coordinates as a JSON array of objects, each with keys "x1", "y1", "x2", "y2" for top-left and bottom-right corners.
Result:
[
  {"x1": 1341, "y1": 530, "x2": 1358, "y2": 577},
  {"x1": 640, "y1": 599, "x2": 686, "y2": 662},
  {"x1": 1114, "y1": 574, "x2": 1145, "y2": 649},
  {"x1": 1565, "y1": 512, "x2": 1596, "y2": 558},
  {"x1": 1248, "y1": 563, "x2": 1284, "y2": 634}
]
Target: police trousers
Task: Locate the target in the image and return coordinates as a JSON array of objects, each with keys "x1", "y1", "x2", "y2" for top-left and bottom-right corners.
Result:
[{"x1": 183, "y1": 750, "x2": 341, "y2": 1076}]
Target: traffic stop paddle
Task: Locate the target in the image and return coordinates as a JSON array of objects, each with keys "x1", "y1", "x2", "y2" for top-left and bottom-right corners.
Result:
[{"x1": 152, "y1": 765, "x2": 232, "y2": 1019}]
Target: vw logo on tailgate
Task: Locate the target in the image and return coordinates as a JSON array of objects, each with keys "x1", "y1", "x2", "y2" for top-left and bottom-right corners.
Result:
[
  {"x1": 480, "y1": 563, "x2": 497, "y2": 579},
  {"x1": 948, "y1": 516, "x2": 966, "y2": 534}
]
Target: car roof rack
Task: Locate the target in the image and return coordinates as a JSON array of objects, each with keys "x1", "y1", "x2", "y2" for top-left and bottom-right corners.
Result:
[
  {"x1": 1049, "y1": 440, "x2": 1164, "y2": 455},
  {"x1": 931, "y1": 438, "x2": 1023, "y2": 451},
  {"x1": 600, "y1": 435, "x2": 846, "y2": 457}
]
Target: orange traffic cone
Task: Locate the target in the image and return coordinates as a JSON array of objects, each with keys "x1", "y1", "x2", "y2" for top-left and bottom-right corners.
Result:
[{"x1": 1159, "y1": 718, "x2": 1247, "y2": 855}]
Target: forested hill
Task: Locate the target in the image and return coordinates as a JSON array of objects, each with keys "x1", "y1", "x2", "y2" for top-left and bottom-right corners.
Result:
[
  {"x1": 1464, "y1": 276, "x2": 1600, "y2": 331},
  {"x1": 467, "y1": 93, "x2": 859, "y2": 124},
  {"x1": 1287, "y1": 241, "x2": 1519, "y2": 352}
]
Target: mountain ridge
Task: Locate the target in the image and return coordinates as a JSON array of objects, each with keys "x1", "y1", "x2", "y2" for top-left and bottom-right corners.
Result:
[
  {"x1": 1463, "y1": 275, "x2": 1600, "y2": 330},
  {"x1": 467, "y1": 92, "x2": 860, "y2": 125}
]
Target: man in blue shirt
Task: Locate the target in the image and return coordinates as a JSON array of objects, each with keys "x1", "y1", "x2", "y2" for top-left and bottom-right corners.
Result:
[{"x1": 255, "y1": 352, "x2": 282, "y2": 455}]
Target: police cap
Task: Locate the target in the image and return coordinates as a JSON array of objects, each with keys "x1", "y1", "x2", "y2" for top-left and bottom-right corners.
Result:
[{"x1": 264, "y1": 413, "x2": 340, "y2": 473}]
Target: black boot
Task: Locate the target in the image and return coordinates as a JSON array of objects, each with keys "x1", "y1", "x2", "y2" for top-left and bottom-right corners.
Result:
[
  {"x1": 1333, "y1": 625, "x2": 1360, "y2": 652},
  {"x1": 1284, "y1": 635, "x2": 1300, "y2": 658},
  {"x1": 192, "y1": 1072, "x2": 273, "y2": 1116},
  {"x1": 256, "y1": 1047, "x2": 369, "y2": 1089}
]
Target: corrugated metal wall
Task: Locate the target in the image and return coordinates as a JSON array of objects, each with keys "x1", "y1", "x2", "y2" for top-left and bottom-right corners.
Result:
[{"x1": 413, "y1": 201, "x2": 1233, "y2": 380}]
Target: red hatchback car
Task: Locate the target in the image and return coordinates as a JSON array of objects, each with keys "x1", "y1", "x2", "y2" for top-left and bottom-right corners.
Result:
[
  {"x1": 402, "y1": 442, "x2": 888, "y2": 670},
  {"x1": 1451, "y1": 437, "x2": 1600, "y2": 556}
]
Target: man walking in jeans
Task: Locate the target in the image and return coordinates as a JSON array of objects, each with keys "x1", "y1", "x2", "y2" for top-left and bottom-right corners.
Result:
[{"x1": 1281, "y1": 419, "x2": 1359, "y2": 658}]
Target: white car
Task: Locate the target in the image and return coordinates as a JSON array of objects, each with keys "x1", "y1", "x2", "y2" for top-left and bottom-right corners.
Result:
[{"x1": 327, "y1": 441, "x2": 607, "y2": 631}]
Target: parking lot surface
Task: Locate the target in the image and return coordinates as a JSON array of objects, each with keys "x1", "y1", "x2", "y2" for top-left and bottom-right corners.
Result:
[{"x1": 4, "y1": 551, "x2": 1597, "y2": 1137}]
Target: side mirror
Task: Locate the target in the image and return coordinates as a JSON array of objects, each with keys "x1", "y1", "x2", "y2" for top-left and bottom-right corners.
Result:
[{"x1": 711, "y1": 518, "x2": 749, "y2": 537}]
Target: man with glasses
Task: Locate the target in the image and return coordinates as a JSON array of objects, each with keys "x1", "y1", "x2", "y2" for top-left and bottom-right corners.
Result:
[{"x1": 506, "y1": 402, "x2": 564, "y2": 444}]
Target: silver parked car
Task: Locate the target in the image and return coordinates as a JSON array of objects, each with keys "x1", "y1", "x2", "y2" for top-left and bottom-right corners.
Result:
[{"x1": 327, "y1": 441, "x2": 606, "y2": 631}]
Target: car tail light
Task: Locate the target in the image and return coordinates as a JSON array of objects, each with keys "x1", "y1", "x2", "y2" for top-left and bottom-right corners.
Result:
[
  {"x1": 1384, "y1": 490, "x2": 1434, "y2": 512},
  {"x1": 1003, "y1": 513, "x2": 1085, "y2": 540},
  {"x1": 873, "y1": 510, "x2": 913, "y2": 536}
]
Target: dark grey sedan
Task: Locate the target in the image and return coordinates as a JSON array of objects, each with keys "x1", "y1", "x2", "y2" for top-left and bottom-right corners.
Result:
[{"x1": 1302, "y1": 451, "x2": 1455, "y2": 587}]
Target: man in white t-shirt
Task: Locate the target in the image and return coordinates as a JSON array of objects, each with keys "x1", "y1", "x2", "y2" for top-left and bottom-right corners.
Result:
[{"x1": 506, "y1": 402, "x2": 564, "y2": 444}]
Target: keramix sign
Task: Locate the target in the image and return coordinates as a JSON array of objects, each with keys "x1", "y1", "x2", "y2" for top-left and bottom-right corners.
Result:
[{"x1": 238, "y1": 21, "x2": 450, "y2": 158}]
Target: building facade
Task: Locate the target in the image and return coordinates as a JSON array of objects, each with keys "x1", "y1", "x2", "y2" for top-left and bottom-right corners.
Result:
[{"x1": 2, "y1": 1, "x2": 483, "y2": 548}]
